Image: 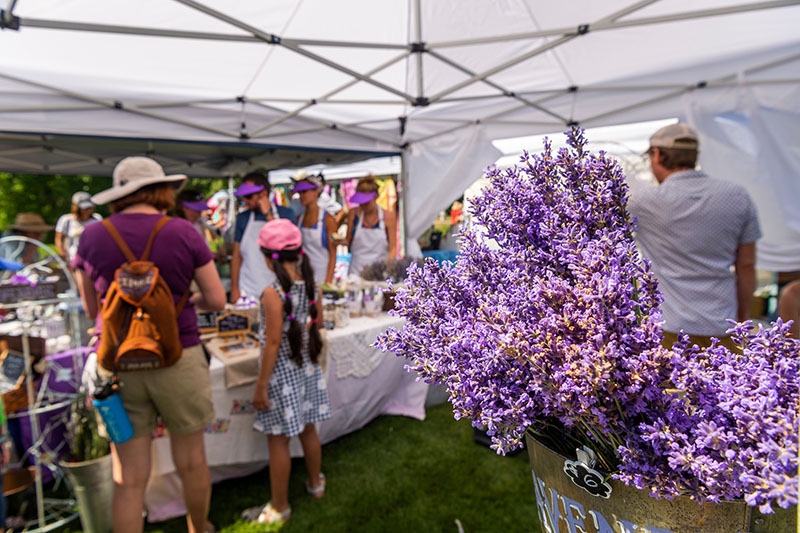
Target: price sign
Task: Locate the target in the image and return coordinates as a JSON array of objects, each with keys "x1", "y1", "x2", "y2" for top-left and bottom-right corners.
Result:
[
  {"x1": 197, "y1": 311, "x2": 221, "y2": 333},
  {"x1": 216, "y1": 312, "x2": 250, "y2": 337},
  {"x1": 1, "y1": 353, "x2": 25, "y2": 384}
]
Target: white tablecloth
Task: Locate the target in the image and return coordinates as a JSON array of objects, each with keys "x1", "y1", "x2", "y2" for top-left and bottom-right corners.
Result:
[{"x1": 144, "y1": 313, "x2": 427, "y2": 522}]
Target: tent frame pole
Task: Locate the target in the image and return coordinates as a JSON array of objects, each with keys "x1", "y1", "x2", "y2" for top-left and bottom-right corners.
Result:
[
  {"x1": 173, "y1": 0, "x2": 416, "y2": 104},
  {"x1": 427, "y1": 0, "x2": 657, "y2": 103},
  {"x1": 430, "y1": 0, "x2": 799, "y2": 49},
  {"x1": 249, "y1": 50, "x2": 412, "y2": 138},
  {"x1": 399, "y1": 148, "x2": 409, "y2": 258}
]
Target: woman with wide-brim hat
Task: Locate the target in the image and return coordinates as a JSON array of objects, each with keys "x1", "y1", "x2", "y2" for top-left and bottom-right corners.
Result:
[
  {"x1": 345, "y1": 175, "x2": 397, "y2": 278},
  {"x1": 72, "y1": 156, "x2": 225, "y2": 533},
  {"x1": 0, "y1": 212, "x2": 54, "y2": 265}
]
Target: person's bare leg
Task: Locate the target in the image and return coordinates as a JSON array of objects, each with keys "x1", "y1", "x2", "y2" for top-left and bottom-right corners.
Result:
[
  {"x1": 170, "y1": 430, "x2": 211, "y2": 533},
  {"x1": 298, "y1": 423, "x2": 323, "y2": 490},
  {"x1": 778, "y1": 279, "x2": 800, "y2": 338},
  {"x1": 111, "y1": 436, "x2": 152, "y2": 533},
  {"x1": 266, "y1": 434, "x2": 292, "y2": 512}
]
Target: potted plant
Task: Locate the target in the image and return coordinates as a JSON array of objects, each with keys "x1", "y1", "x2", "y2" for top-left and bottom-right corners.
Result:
[
  {"x1": 59, "y1": 390, "x2": 113, "y2": 533},
  {"x1": 377, "y1": 129, "x2": 798, "y2": 531}
]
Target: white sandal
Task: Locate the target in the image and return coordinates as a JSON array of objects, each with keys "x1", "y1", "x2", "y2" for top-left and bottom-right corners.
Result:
[
  {"x1": 257, "y1": 502, "x2": 291, "y2": 525},
  {"x1": 305, "y1": 472, "x2": 326, "y2": 499}
]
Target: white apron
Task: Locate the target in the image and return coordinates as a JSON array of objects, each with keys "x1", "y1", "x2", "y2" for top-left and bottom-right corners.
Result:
[
  {"x1": 348, "y1": 208, "x2": 387, "y2": 277},
  {"x1": 299, "y1": 208, "x2": 329, "y2": 286},
  {"x1": 239, "y1": 209, "x2": 277, "y2": 298}
]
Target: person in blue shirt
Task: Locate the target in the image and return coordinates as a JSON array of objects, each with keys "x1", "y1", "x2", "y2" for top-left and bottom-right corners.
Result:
[{"x1": 230, "y1": 172, "x2": 295, "y2": 303}]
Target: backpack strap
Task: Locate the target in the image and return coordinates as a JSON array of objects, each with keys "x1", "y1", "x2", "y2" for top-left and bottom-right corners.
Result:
[
  {"x1": 102, "y1": 219, "x2": 135, "y2": 262},
  {"x1": 140, "y1": 217, "x2": 171, "y2": 262},
  {"x1": 102, "y1": 216, "x2": 171, "y2": 262},
  {"x1": 176, "y1": 287, "x2": 191, "y2": 315}
]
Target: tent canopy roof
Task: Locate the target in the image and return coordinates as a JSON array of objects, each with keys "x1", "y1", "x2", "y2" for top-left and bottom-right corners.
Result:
[
  {"x1": 2, "y1": 0, "x2": 798, "y2": 177},
  {"x1": 1, "y1": 1, "x2": 799, "y2": 269}
]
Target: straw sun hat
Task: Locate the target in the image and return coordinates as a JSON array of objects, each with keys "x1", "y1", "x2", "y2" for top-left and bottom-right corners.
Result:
[
  {"x1": 91, "y1": 156, "x2": 186, "y2": 205},
  {"x1": 9, "y1": 213, "x2": 54, "y2": 233}
]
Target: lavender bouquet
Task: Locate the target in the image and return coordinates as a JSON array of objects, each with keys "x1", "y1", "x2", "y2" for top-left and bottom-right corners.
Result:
[{"x1": 376, "y1": 129, "x2": 798, "y2": 513}]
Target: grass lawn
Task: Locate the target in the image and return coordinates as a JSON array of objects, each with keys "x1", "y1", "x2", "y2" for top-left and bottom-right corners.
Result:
[{"x1": 141, "y1": 401, "x2": 543, "y2": 533}]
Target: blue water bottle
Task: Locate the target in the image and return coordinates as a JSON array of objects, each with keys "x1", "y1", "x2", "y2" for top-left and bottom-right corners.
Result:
[{"x1": 93, "y1": 378, "x2": 134, "y2": 444}]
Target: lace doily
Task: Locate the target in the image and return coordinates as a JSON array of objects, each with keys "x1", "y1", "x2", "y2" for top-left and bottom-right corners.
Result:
[{"x1": 327, "y1": 315, "x2": 403, "y2": 379}]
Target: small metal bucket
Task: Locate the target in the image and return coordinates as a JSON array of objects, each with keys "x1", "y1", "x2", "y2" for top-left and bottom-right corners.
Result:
[
  {"x1": 525, "y1": 434, "x2": 796, "y2": 533},
  {"x1": 60, "y1": 454, "x2": 114, "y2": 533}
]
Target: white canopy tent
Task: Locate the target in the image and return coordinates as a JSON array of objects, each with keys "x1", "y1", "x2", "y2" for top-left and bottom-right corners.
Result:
[{"x1": 1, "y1": 0, "x2": 799, "y2": 269}]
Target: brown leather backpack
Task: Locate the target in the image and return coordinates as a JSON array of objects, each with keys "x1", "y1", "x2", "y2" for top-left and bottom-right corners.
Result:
[{"x1": 96, "y1": 217, "x2": 189, "y2": 372}]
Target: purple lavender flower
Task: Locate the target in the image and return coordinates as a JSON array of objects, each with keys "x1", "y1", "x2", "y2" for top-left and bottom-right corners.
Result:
[
  {"x1": 376, "y1": 128, "x2": 799, "y2": 512},
  {"x1": 617, "y1": 321, "x2": 799, "y2": 513}
]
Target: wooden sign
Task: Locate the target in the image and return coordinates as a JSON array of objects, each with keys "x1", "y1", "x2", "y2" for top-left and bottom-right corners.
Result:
[
  {"x1": 1, "y1": 335, "x2": 46, "y2": 358},
  {"x1": 0, "y1": 340, "x2": 33, "y2": 413},
  {"x1": 197, "y1": 310, "x2": 221, "y2": 334},
  {"x1": 1, "y1": 352, "x2": 25, "y2": 384},
  {"x1": 216, "y1": 312, "x2": 250, "y2": 337},
  {"x1": 0, "y1": 280, "x2": 60, "y2": 304}
]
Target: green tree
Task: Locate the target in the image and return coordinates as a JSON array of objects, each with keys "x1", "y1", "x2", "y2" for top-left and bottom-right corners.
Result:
[
  {"x1": 0, "y1": 174, "x2": 233, "y2": 244},
  {"x1": 0, "y1": 173, "x2": 112, "y2": 242}
]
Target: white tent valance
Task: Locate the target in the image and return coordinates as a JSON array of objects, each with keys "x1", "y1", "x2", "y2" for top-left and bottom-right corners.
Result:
[{"x1": 1, "y1": 0, "x2": 799, "y2": 268}]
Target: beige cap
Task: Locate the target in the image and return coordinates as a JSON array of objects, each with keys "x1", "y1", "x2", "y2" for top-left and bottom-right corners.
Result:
[{"x1": 649, "y1": 123, "x2": 699, "y2": 150}]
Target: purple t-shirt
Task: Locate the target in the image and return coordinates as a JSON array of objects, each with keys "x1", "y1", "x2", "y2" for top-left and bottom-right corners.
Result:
[{"x1": 73, "y1": 213, "x2": 214, "y2": 348}]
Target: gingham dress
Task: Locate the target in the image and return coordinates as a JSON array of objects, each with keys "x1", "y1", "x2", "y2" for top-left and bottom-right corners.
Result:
[{"x1": 253, "y1": 280, "x2": 331, "y2": 437}]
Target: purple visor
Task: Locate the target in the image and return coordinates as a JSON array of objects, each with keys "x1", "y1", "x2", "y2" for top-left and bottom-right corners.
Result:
[
  {"x1": 183, "y1": 200, "x2": 209, "y2": 212},
  {"x1": 235, "y1": 183, "x2": 265, "y2": 197},
  {"x1": 349, "y1": 191, "x2": 377, "y2": 206},
  {"x1": 292, "y1": 180, "x2": 319, "y2": 193}
]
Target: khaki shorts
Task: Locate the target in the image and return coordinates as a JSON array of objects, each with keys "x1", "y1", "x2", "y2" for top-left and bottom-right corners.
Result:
[
  {"x1": 98, "y1": 344, "x2": 213, "y2": 437},
  {"x1": 661, "y1": 331, "x2": 739, "y2": 352}
]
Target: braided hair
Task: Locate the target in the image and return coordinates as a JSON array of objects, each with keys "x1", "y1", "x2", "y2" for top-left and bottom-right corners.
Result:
[{"x1": 260, "y1": 246, "x2": 322, "y2": 366}]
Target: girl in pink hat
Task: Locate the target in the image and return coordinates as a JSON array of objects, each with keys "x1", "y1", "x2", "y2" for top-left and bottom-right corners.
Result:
[{"x1": 244, "y1": 218, "x2": 330, "y2": 526}]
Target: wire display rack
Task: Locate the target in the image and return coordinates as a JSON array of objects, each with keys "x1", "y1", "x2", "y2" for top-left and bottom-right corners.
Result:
[{"x1": 1, "y1": 235, "x2": 85, "y2": 532}]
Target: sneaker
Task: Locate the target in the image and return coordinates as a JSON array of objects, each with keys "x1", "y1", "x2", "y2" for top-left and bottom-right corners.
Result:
[{"x1": 305, "y1": 472, "x2": 326, "y2": 499}]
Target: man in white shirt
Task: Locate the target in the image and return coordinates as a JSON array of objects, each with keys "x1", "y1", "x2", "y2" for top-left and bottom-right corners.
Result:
[{"x1": 628, "y1": 123, "x2": 761, "y2": 347}]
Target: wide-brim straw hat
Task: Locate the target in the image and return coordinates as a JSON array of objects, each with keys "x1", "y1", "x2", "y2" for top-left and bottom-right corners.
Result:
[
  {"x1": 9, "y1": 212, "x2": 54, "y2": 233},
  {"x1": 92, "y1": 156, "x2": 186, "y2": 205}
]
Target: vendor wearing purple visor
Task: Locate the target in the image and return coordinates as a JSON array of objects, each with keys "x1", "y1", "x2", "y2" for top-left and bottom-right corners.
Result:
[
  {"x1": 345, "y1": 175, "x2": 397, "y2": 278},
  {"x1": 293, "y1": 175, "x2": 338, "y2": 285},
  {"x1": 230, "y1": 172, "x2": 295, "y2": 303},
  {"x1": 176, "y1": 189, "x2": 211, "y2": 241}
]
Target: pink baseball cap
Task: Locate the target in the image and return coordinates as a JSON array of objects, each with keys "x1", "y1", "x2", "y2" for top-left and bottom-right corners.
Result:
[
  {"x1": 349, "y1": 191, "x2": 377, "y2": 205},
  {"x1": 258, "y1": 218, "x2": 302, "y2": 250}
]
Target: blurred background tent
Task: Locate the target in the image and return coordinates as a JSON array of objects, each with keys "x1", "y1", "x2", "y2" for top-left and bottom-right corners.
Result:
[{"x1": 0, "y1": 0, "x2": 798, "y2": 269}]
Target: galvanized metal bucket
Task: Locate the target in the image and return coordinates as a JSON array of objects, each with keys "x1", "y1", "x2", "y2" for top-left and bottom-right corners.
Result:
[
  {"x1": 60, "y1": 454, "x2": 114, "y2": 533},
  {"x1": 525, "y1": 433, "x2": 797, "y2": 533}
]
